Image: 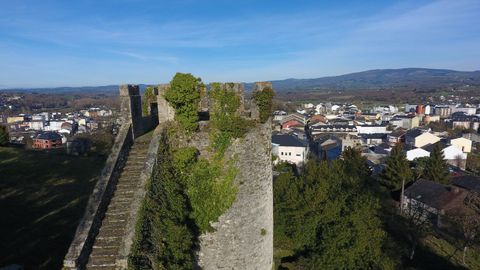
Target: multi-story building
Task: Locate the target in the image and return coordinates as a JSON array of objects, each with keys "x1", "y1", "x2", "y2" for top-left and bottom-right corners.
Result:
[{"x1": 32, "y1": 132, "x2": 63, "y2": 149}]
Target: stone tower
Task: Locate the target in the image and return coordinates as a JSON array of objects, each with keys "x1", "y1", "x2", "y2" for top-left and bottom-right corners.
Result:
[{"x1": 119, "y1": 84, "x2": 143, "y2": 138}]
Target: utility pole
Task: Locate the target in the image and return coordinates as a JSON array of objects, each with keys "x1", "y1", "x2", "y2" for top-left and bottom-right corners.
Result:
[{"x1": 400, "y1": 178, "x2": 405, "y2": 214}]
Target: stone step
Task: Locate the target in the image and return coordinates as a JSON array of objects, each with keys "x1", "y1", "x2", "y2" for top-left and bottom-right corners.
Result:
[
  {"x1": 86, "y1": 255, "x2": 116, "y2": 267},
  {"x1": 115, "y1": 180, "x2": 137, "y2": 186},
  {"x1": 100, "y1": 221, "x2": 126, "y2": 230},
  {"x1": 90, "y1": 246, "x2": 120, "y2": 256},
  {"x1": 115, "y1": 183, "x2": 138, "y2": 189},
  {"x1": 120, "y1": 170, "x2": 142, "y2": 177},
  {"x1": 103, "y1": 214, "x2": 128, "y2": 223},
  {"x1": 130, "y1": 151, "x2": 148, "y2": 155},
  {"x1": 115, "y1": 180, "x2": 138, "y2": 187},
  {"x1": 120, "y1": 172, "x2": 141, "y2": 177},
  {"x1": 113, "y1": 188, "x2": 135, "y2": 195},
  {"x1": 85, "y1": 266, "x2": 116, "y2": 270},
  {"x1": 93, "y1": 237, "x2": 122, "y2": 248},
  {"x1": 98, "y1": 227, "x2": 125, "y2": 237},
  {"x1": 124, "y1": 162, "x2": 145, "y2": 167},
  {"x1": 110, "y1": 196, "x2": 134, "y2": 203},
  {"x1": 105, "y1": 203, "x2": 132, "y2": 213}
]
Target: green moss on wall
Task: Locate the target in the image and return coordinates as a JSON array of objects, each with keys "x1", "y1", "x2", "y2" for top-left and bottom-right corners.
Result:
[{"x1": 253, "y1": 87, "x2": 275, "y2": 123}]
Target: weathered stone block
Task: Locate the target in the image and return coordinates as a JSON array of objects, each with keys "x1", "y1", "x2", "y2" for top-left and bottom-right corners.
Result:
[
  {"x1": 119, "y1": 84, "x2": 140, "y2": 96},
  {"x1": 157, "y1": 84, "x2": 175, "y2": 123}
]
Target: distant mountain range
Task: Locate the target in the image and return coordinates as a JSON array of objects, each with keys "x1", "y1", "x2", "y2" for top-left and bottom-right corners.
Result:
[
  {"x1": 2, "y1": 68, "x2": 480, "y2": 93},
  {"x1": 251, "y1": 68, "x2": 480, "y2": 92}
]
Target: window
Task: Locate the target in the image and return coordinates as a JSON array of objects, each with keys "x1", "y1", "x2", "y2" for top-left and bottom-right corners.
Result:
[
  {"x1": 281, "y1": 152, "x2": 283, "y2": 155},
  {"x1": 296, "y1": 154, "x2": 301, "y2": 156},
  {"x1": 289, "y1": 152, "x2": 292, "y2": 156}
]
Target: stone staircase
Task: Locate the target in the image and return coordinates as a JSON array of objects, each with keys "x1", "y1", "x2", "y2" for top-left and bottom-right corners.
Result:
[{"x1": 85, "y1": 132, "x2": 152, "y2": 269}]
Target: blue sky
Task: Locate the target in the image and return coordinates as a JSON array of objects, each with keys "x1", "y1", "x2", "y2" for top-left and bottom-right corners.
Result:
[{"x1": 0, "y1": 0, "x2": 479, "y2": 87}]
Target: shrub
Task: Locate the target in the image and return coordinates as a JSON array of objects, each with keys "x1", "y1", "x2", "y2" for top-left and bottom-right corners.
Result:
[
  {"x1": 253, "y1": 87, "x2": 275, "y2": 123},
  {"x1": 187, "y1": 158, "x2": 238, "y2": 232},
  {"x1": 164, "y1": 73, "x2": 201, "y2": 131},
  {"x1": 142, "y1": 86, "x2": 156, "y2": 116},
  {"x1": 209, "y1": 83, "x2": 252, "y2": 157}
]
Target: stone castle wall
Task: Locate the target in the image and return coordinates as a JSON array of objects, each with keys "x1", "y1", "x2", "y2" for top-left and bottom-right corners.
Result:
[{"x1": 197, "y1": 118, "x2": 273, "y2": 270}]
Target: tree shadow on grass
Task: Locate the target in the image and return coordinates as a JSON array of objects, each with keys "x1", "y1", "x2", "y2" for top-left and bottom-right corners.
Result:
[{"x1": 0, "y1": 148, "x2": 105, "y2": 270}]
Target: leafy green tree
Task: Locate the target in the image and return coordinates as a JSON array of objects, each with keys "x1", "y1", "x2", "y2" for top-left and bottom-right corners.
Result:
[
  {"x1": 164, "y1": 73, "x2": 201, "y2": 131},
  {"x1": 142, "y1": 86, "x2": 156, "y2": 116},
  {"x1": 341, "y1": 146, "x2": 371, "y2": 185},
  {"x1": 425, "y1": 143, "x2": 450, "y2": 184},
  {"x1": 273, "y1": 158, "x2": 397, "y2": 269},
  {"x1": 296, "y1": 160, "x2": 395, "y2": 269},
  {"x1": 381, "y1": 143, "x2": 413, "y2": 190},
  {"x1": 0, "y1": 125, "x2": 8, "y2": 146},
  {"x1": 412, "y1": 156, "x2": 430, "y2": 180},
  {"x1": 273, "y1": 163, "x2": 302, "y2": 260}
]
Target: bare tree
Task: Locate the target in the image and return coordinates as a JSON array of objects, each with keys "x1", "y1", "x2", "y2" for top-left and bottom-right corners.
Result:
[
  {"x1": 446, "y1": 191, "x2": 480, "y2": 266},
  {"x1": 454, "y1": 154, "x2": 465, "y2": 170},
  {"x1": 402, "y1": 199, "x2": 433, "y2": 260}
]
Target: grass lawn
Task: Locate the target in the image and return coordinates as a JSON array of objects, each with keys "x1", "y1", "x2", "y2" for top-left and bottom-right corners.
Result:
[{"x1": 0, "y1": 146, "x2": 105, "y2": 270}]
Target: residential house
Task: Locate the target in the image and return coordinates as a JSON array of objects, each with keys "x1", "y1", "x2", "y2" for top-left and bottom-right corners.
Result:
[
  {"x1": 451, "y1": 113, "x2": 480, "y2": 131},
  {"x1": 387, "y1": 129, "x2": 406, "y2": 146},
  {"x1": 406, "y1": 148, "x2": 430, "y2": 161},
  {"x1": 7, "y1": 116, "x2": 24, "y2": 123},
  {"x1": 452, "y1": 106, "x2": 477, "y2": 115},
  {"x1": 391, "y1": 115, "x2": 420, "y2": 129},
  {"x1": 405, "y1": 129, "x2": 440, "y2": 148},
  {"x1": 308, "y1": 114, "x2": 327, "y2": 125},
  {"x1": 272, "y1": 134, "x2": 308, "y2": 166},
  {"x1": 28, "y1": 120, "x2": 45, "y2": 131},
  {"x1": 360, "y1": 133, "x2": 387, "y2": 146},
  {"x1": 423, "y1": 115, "x2": 440, "y2": 124},
  {"x1": 314, "y1": 136, "x2": 342, "y2": 160},
  {"x1": 282, "y1": 119, "x2": 304, "y2": 130},
  {"x1": 442, "y1": 145, "x2": 467, "y2": 169},
  {"x1": 450, "y1": 137, "x2": 472, "y2": 153},
  {"x1": 32, "y1": 132, "x2": 63, "y2": 149},
  {"x1": 463, "y1": 133, "x2": 480, "y2": 144},
  {"x1": 273, "y1": 110, "x2": 287, "y2": 121},
  {"x1": 452, "y1": 175, "x2": 480, "y2": 193},
  {"x1": 423, "y1": 142, "x2": 467, "y2": 169},
  {"x1": 341, "y1": 134, "x2": 362, "y2": 151},
  {"x1": 402, "y1": 179, "x2": 468, "y2": 225}
]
